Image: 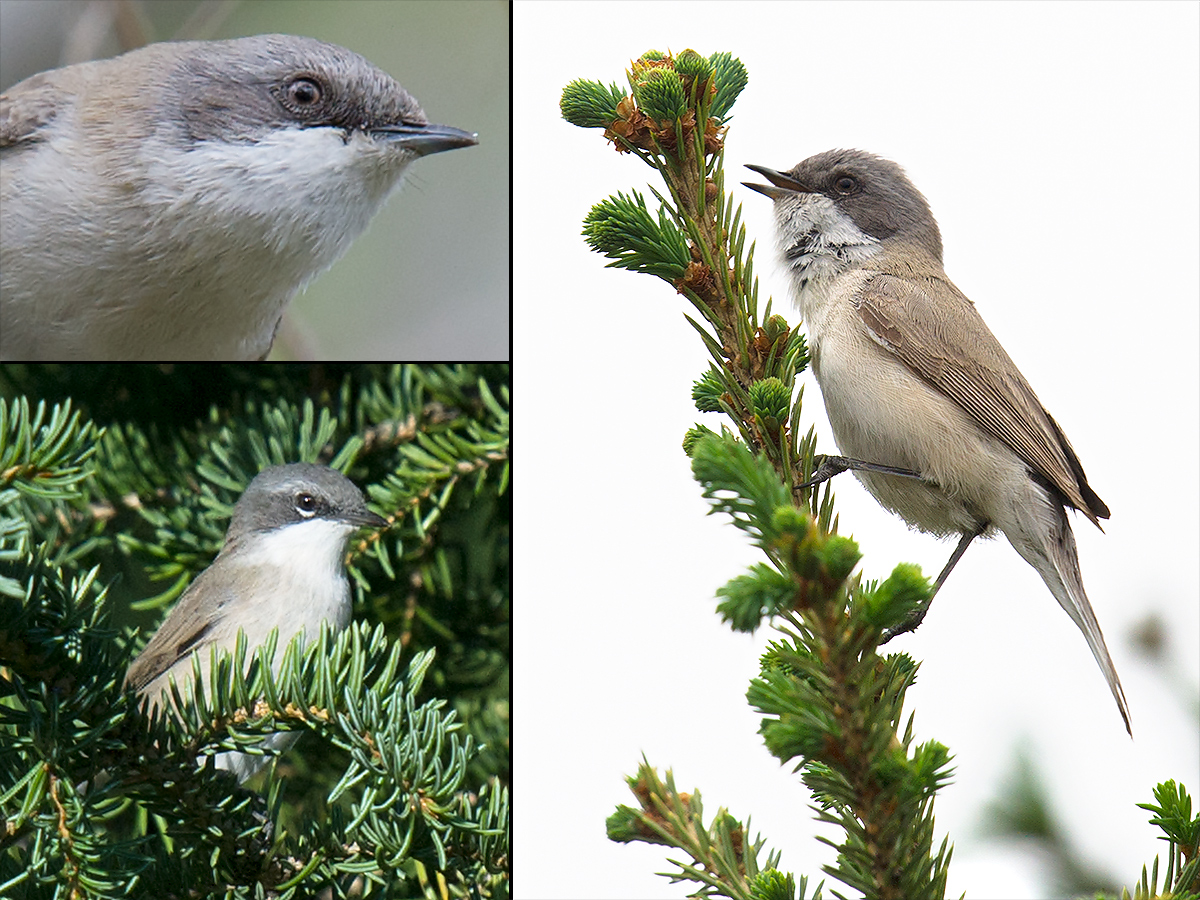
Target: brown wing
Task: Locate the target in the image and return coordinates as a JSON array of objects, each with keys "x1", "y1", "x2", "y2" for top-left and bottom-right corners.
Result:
[
  {"x1": 123, "y1": 567, "x2": 225, "y2": 694},
  {"x1": 856, "y1": 272, "x2": 1109, "y2": 525}
]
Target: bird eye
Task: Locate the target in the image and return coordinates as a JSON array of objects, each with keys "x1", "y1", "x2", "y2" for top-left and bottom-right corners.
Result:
[
  {"x1": 285, "y1": 77, "x2": 322, "y2": 107},
  {"x1": 835, "y1": 176, "x2": 857, "y2": 194},
  {"x1": 295, "y1": 492, "x2": 318, "y2": 515}
]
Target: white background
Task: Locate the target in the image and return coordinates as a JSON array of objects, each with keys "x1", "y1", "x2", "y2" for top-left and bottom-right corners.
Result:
[{"x1": 514, "y1": 2, "x2": 1199, "y2": 898}]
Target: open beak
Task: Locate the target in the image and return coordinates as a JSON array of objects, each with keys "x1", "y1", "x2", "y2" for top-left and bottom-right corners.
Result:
[{"x1": 742, "y1": 163, "x2": 808, "y2": 199}]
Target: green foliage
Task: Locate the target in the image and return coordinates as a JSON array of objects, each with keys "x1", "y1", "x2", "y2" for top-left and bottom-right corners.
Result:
[
  {"x1": 682, "y1": 424, "x2": 718, "y2": 457},
  {"x1": 692, "y1": 368, "x2": 726, "y2": 413},
  {"x1": 559, "y1": 78, "x2": 626, "y2": 128},
  {"x1": 1119, "y1": 780, "x2": 1199, "y2": 899},
  {"x1": 0, "y1": 397, "x2": 101, "y2": 504},
  {"x1": 0, "y1": 398, "x2": 104, "y2": 587},
  {"x1": 691, "y1": 432, "x2": 792, "y2": 549},
  {"x1": 707, "y1": 51, "x2": 749, "y2": 120},
  {"x1": 568, "y1": 47, "x2": 955, "y2": 898},
  {"x1": 632, "y1": 68, "x2": 688, "y2": 122},
  {"x1": 582, "y1": 190, "x2": 692, "y2": 281},
  {"x1": 674, "y1": 49, "x2": 712, "y2": 83},
  {"x1": 1138, "y1": 780, "x2": 1199, "y2": 857},
  {"x1": 565, "y1": 47, "x2": 820, "y2": 529},
  {"x1": 0, "y1": 366, "x2": 509, "y2": 898},
  {"x1": 607, "y1": 759, "x2": 821, "y2": 900},
  {"x1": 715, "y1": 563, "x2": 795, "y2": 633},
  {"x1": 693, "y1": 433, "x2": 861, "y2": 600},
  {"x1": 749, "y1": 377, "x2": 791, "y2": 429},
  {"x1": 861, "y1": 563, "x2": 932, "y2": 631}
]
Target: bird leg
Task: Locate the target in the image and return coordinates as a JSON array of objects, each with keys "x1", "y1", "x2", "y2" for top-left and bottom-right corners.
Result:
[
  {"x1": 882, "y1": 521, "x2": 988, "y2": 643},
  {"x1": 796, "y1": 455, "x2": 924, "y2": 491},
  {"x1": 792, "y1": 455, "x2": 989, "y2": 643}
]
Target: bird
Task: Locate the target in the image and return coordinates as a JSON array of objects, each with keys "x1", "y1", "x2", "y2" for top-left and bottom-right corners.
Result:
[
  {"x1": 124, "y1": 463, "x2": 387, "y2": 780},
  {"x1": 745, "y1": 149, "x2": 1130, "y2": 734}
]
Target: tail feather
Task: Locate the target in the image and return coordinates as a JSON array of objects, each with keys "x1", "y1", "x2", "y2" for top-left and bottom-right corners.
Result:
[
  {"x1": 1006, "y1": 501, "x2": 1131, "y2": 736},
  {"x1": 1044, "y1": 517, "x2": 1131, "y2": 735}
]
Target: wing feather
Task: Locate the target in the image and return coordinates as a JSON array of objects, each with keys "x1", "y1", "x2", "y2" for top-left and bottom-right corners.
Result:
[{"x1": 855, "y1": 273, "x2": 1108, "y2": 524}]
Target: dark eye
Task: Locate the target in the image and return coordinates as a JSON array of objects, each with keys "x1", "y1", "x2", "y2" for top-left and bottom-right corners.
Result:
[
  {"x1": 835, "y1": 175, "x2": 857, "y2": 194},
  {"x1": 285, "y1": 77, "x2": 322, "y2": 108},
  {"x1": 295, "y1": 492, "x2": 318, "y2": 515}
]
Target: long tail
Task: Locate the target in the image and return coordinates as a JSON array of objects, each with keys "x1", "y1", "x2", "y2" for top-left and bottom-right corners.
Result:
[{"x1": 1007, "y1": 500, "x2": 1131, "y2": 736}]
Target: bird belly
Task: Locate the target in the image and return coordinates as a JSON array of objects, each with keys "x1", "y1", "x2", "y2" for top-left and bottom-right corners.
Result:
[{"x1": 806, "y1": 285, "x2": 1028, "y2": 536}]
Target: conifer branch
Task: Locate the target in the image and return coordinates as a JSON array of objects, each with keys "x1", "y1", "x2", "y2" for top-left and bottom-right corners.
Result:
[{"x1": 566, "y1": 50, "x2": 950, "y2": 899}]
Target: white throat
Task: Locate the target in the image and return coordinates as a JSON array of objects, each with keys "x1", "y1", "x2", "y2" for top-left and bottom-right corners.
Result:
[
  {"x1": 234, "y1": 517, "x2": 358, "y2": 637},
  {"x1": 773, "y1": 193, "x2": 880, "y2": 320}
]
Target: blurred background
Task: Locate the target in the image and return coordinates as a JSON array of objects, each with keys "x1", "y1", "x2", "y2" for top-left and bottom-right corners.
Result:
[{"x1": 0, "y1": 0, "x2": 510, "y2": 360}]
